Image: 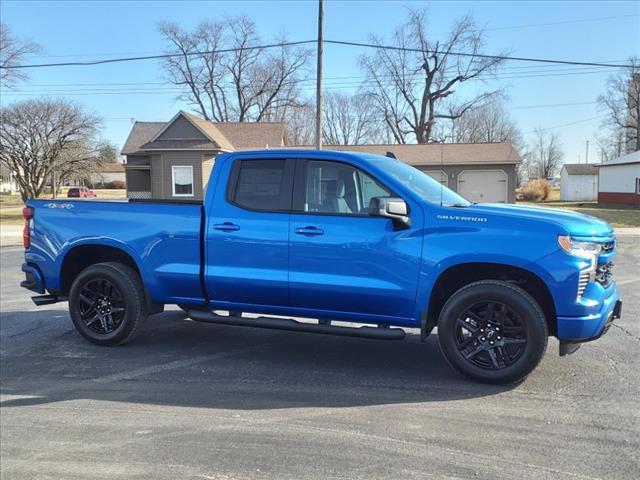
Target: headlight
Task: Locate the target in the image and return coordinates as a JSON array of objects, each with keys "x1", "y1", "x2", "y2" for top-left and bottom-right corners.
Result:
[{"x1": 558, "y1": 236, "x2": 602, "y2": 257}]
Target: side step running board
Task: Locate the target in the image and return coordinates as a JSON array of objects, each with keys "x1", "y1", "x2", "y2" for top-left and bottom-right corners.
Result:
[
  {"x1": 187, "y1": 310, "x2": 405, "y2": 340},
  {"x1": 31, "y1": 295, "x2": 64, "y2": 306}
]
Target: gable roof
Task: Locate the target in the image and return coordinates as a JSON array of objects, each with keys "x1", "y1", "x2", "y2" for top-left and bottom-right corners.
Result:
[
  {"x1": 241, "y1": 142, "x2": 520, "y2": 165},
  {"x1": 98, "y1": 163, "x2": 125, "y2": 173},
  {"x1": 121, "y1": 111, "x2": 285, "y2": 155},
  {"x1": 562, "y1": 163, "x2": 598, "y2": 175}
]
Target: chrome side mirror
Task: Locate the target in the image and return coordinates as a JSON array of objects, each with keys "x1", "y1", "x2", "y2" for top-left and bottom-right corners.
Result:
[{"x1": 369, "y1": 197, "x2": 411, "y2": 230}]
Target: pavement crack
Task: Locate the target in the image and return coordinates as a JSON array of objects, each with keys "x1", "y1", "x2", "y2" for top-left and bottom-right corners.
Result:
[
  {"x1": 3, "y1": 321, "x2": 45, "y2": 339},
  {"x1": 612, "y1": 324, "x2": 640, "y2": 342}
]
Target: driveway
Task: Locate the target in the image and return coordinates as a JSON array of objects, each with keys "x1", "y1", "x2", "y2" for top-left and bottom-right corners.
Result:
[{"x1": 1, "y1": 240, "x2": 639, "y2": 479}]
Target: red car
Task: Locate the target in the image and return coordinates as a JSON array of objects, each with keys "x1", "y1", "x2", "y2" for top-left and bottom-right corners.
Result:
[{"x1": 67, "y1": 187, "x2": 97, "y2": 198}]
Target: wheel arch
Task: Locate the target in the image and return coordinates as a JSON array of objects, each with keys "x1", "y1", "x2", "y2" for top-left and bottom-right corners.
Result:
[
  {"x1": 426, "y1": 262, "x2": 557, "y2": 336},
  {"x1": 59, "y1": 243, "x2": 143, "y2": 297}
]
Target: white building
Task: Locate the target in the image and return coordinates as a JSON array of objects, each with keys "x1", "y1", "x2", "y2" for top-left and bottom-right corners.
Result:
[
  {"x1": 598, "y1": 151, "x2": 640, "y2": 205},
  {"x1": 0, "y1": 165, "x2": 18, "y2": 194},
  {"x1": 560, "y1": 164, "x2": 598, "y2": 201}
]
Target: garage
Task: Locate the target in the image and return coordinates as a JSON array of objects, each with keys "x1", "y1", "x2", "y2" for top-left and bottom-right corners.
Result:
[
  {"x1": 423, "y1": 170, "x2": 448, "y2": 186},
  {"x1": 457, "y1": 169, "x2": 508, "y2": 203}
]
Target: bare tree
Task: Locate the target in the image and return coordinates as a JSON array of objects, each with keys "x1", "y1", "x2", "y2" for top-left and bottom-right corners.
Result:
[
  {"x1": 284, "y1": 101, "x2": 315, "y2": 145},
  {"x1": 526, "y1": 128, "x2": 563, "y2": 179},
  {"x1": 0, "y1": 98, "x2": 102, "y2": 201},
  {"x1": 0, "y1": 23, "x2": 42, "y2": 87},
  {"x1": 322, "y1": 92, "x2": 381, "y2": 145},
  {"x1": 451, "y1": 100, "x2": 522, "y2": 146},
  {"x1": 596, "y1": 128, "x2": 625, "y2": 162},
  {"x1": 359, "y1": 10, "x2": 506, "y2": 144},
  {"x1": 159, "y1": 15, "x2": 311, "y2": 122},
  {"x1": 598, "y1": 57, "x2": 640, "y2": 153}
]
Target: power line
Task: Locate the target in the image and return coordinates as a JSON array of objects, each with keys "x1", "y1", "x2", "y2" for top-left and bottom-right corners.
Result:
[
  {"x1": 324, "y1": 40, "x2": 635, "y2": 69},
  {"x1": 522, "y1": 115, "x2": 607, "y2": 135},
  {"x1": 0, "y1": 38, "x2": 634, "y2": 70},
  {"x1": 25, "y1": 14, "x2": 638, "y2": 60},
  {"x1": 0, "y1": 40, "x2": 317, "y2": 69},
  {"x1": 482, "y1": 13, "x2": 640, "y2": 31}
]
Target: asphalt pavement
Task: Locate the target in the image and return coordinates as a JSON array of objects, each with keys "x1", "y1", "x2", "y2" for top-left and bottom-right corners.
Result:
[{"x1": 0, "y1": 239, "x2": 639, "y2": 480}]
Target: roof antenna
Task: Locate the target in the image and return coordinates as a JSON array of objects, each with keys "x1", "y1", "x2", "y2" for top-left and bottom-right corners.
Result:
[
  {"x1": 385, "y1": 151, "x2": 396, "y2": 159},
  {"x1": 440, "y1": 140, "x2": 444, "y2": 206}
]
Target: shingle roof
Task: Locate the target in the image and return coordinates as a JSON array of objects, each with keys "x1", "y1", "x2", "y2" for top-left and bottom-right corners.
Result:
[
  {"x1": 562, "y1": 163, "x2": 598, "y2": 175},
  {"x1": 239, "y1": 142, "x2": 520, "y2": 165},
  {"x1": 215, "y1": 122, "x2": 285, "y2": 149},
  {"x1": 121, "y1": 122, "x2": 165, "y2": 155},
  {"x1": 181, "y1": 111, "x2": 234, "y2": 151},
  {"x1": 121, "y1": 112, "x2": 285, "y2": 155},
  {"x1": 99, "y1": 163, "x2": 125, "y2": 173}
]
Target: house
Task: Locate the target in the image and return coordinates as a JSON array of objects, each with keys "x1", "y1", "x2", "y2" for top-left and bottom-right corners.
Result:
[
  {"x1": 268, "y1": 143, "x2": 521, "y2": 203},
  {"x1": 0, "y1": 164, "x2": 18, "y2": 195},
  {"x1": 89, "y1": 163, "x2": 126, "y2": 187},
  {"x1": 121, "y1": 111, "x2": 286, "y2": 200},
  {"x1": 121, "y1": 111, "x2": 520, "y2": 203},
  {"x1": 597, "y1": 150, "x2": 640, "y2": 205},
  {"x1": 560, "y1": 164, "x2": 598, "y2": 201}
]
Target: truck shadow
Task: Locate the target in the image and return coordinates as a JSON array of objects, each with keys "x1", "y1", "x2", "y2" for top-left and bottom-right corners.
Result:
[{"x1": 1, "y1": 309, "x2": 514, "y2": 410}]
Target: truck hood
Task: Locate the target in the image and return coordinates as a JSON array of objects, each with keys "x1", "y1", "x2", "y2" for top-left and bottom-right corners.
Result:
[{"x1": 464, "y1": 203, "x2": 614, "y2": 239}]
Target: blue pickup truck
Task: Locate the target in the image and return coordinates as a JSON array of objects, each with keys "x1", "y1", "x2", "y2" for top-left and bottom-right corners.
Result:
[{"x1": 20, "y1": 149, "x2": 622, "y2": 384}]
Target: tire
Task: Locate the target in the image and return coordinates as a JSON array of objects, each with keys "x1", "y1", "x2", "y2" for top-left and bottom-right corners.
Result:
[
  {"x1": 68, "y1": 262, "x2": 147, "y2": 346},
  {"x1": 437, "y1": 280, "x2": 548, "y2": 385}
]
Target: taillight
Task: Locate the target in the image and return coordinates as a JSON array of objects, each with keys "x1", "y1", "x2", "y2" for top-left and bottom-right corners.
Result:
[{"x1": 22, "y1": 207, "x2": 33, "y2": 249}]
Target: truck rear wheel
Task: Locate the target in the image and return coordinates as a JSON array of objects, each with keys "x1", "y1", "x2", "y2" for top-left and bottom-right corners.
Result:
[
  {"x1": 68, "y1": 262, "x2": 147, "y2": 346},
  {"x1": 437, "y1": 280, "x2": 548, "y2": 385}
]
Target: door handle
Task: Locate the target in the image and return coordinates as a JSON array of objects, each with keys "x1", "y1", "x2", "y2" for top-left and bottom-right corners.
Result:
[
  {"x1": 295, "y1": 226, "x2": 324, "y2": 236},
  {"x1": 213, "y1": 222, "x2": 240, "y2": 232}
]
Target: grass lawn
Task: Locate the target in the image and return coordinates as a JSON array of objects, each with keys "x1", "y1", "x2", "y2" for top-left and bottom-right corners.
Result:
[{"x1": 517, "y1": 201, "x2": 640, "y2": 228}]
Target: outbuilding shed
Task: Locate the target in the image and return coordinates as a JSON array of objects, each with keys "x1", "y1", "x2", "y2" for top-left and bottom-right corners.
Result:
[
  {"x1": 560, "y1": 164, "x2": 598, "y2": 201},
  {"x1": 597, "y1": 151, "x2": 640, "y2": 205}
]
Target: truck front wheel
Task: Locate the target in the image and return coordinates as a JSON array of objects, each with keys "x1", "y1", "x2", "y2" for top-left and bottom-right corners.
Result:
[
  {"x1": 68, "y1": 262, "x2": 147, "y2": 346},
  {"x1": 437, "y1": 280, "x2": 548, "y2": 385}
]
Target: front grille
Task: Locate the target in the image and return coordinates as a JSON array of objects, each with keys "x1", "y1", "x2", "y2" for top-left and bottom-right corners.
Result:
[
  {"x1": 601, "y1": 241, "x2": 615, "y2": 254},
  {"x1": 578, "y1": 271, "x2": 590, "y2": 298},
  {"x1": 595, "y1": 262, "x2": 614, "y2": 287}
]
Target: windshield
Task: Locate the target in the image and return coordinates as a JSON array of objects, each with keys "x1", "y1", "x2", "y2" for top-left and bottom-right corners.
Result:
[{"x1": 369, "y1": 156, "x2": 470, "y2": 206}]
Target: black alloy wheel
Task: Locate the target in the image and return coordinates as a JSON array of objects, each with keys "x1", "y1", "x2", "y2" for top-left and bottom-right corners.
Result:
[
  {"x1": 455, "y1": 300, "x2": 527, "y2": 370},
  {"x1": 437, "y1": 280, "x2": 548, "y2": 384},
  {"x1": 69, "y1": 262, "x2": 147, "y2": 346},
  {"x1": 77, "y1": 277, "x2": 126, "y2": 334}
]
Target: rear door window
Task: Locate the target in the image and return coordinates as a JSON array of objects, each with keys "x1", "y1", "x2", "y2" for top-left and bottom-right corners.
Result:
[{"x1": 230, "y1": 159, "x2": 293, "y2": 212}]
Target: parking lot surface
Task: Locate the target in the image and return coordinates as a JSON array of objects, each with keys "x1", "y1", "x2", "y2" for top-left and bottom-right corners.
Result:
[{"x1": 1, "y1": 239, "x2": 639, "y2": 480}]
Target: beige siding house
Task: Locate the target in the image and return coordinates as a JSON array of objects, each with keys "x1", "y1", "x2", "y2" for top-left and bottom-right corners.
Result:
[
  {"x1": 121, "y1": 111, "x2": 286, "y2": 200},
  {"x1": 122, "y1": 111, "x2": 521, "y2": 203},
  {"x1": 265, "y1": 143, "x2": 521, "y2": 203}
]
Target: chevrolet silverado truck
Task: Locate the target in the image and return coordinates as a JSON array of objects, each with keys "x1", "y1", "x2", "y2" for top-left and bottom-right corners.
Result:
[{"x1": 20, "y1": 150, "x2": 622, "y2": 384}]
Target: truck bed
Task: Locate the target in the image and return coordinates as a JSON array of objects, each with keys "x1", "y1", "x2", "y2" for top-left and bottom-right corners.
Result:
[{"x1": 25, "y1": 199, "x2": 205, "y2": 304}]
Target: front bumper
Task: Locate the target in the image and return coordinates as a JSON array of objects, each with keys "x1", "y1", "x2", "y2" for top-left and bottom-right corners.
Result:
[{"x1": 558, "y1": 295, "x2": 622, "y2": 356}]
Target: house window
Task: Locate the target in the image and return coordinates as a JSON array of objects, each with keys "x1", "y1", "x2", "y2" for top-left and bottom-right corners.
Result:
[
  {"x1": 172, "y1": 165, "x2": 194, "y2": 197},
  {"x1": 636, "y1": 178, "x2": 640, "y2": 194}
]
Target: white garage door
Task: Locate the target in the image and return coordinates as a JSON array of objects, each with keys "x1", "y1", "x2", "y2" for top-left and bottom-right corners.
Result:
[
  {"x1": 424, "y1": 170, "x2": 448, "y2": 186},
  {"x1": 457, "y1": 169, "x2": 508, "y2": 203}
]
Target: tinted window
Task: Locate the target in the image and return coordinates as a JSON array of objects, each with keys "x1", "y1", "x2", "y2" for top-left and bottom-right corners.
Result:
[
  {"x1": 367, "y1": 156, "x2": 470, "y2": 206},
  {"x1": 233, "y1": 159, "x2": 288, "y2": 211},
  {"x1": 304, "y1": 160, "x2": 391, "y2": 215}
]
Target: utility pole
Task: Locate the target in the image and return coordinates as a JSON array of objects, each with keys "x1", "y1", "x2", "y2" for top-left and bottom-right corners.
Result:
[
  {"x1": 52, "y1": 158, "x2": 57, "y2": 199},
  {"x1": 315, "y1": 0, "x2": 323, "y2": 149},
  {"x1": 585, "y1": 140, "x2": 589, "y2": 164}
]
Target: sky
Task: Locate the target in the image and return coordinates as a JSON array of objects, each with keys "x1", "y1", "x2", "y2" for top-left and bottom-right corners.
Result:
[{"x1": 1, "y1": 0, "x2": 639, "y2": 166}]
